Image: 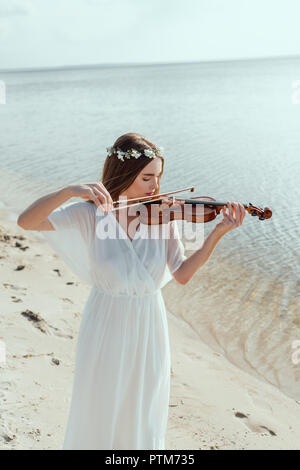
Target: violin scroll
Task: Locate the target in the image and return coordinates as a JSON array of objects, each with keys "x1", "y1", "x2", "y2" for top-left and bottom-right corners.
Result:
[{"x1": 247, "y1": 203, "x2": 272, "y2": 221}]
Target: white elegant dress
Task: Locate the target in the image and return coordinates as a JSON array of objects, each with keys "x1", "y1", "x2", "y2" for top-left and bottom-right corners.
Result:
[{"x1": 41, "y1": 201, "x2": 186, "y2": 450}]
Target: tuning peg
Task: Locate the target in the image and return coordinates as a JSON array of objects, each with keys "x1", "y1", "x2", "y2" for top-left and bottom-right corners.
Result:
[
  {"x1": 259, "y1": 216, "x2": 265, "y2": 220},
  {"x1": 251, "y1": 211, "x2": 258, "y2": 216}
]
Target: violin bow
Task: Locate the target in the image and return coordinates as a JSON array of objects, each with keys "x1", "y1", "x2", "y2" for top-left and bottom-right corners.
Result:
[{"x1": 110, "y1": 186, "x2": 195, "y2": 212}]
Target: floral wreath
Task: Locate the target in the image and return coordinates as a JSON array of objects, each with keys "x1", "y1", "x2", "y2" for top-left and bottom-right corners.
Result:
[{"x1": 106, "y1": 145, "x2": 164, "y2": 162}]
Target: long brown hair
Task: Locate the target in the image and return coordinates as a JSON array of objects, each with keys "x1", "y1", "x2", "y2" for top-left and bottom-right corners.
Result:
[{"x1": 88, "y1": 132, "x2": 165, "y2": 203}]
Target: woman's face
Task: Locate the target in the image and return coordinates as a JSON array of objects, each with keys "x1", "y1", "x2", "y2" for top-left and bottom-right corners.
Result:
[{"x1": 120, "y1": 157, "x2": 163, "y2": 201}]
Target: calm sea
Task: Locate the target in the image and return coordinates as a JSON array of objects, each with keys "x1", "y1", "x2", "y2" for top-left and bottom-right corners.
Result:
[{"x1": 1, "y1": 57, "x2": 300, "y2": 400}]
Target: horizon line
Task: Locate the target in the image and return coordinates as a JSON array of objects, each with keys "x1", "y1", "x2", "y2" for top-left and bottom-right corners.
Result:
[{"x1": 0, "y1": 53, "x2": 299, "y2": 74}]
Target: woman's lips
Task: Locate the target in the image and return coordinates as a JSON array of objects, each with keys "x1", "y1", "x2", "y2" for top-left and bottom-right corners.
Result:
[{"x1": 146, "y1": 192, "x2": 155, "y2": 196}]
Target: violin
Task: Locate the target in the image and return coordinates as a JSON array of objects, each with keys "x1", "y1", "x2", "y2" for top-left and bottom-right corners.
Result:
[{"x1": 111, "y1": 186, "x2": 272, "y2": 225}]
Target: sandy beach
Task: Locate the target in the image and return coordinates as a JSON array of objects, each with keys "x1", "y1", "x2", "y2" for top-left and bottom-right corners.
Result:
[{"x1": 1, "y1": 205, "x2": 300, "y2": 450}]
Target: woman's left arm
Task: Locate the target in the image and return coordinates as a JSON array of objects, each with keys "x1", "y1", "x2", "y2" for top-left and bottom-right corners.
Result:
[{"x1": 174, "y1": 201, "x2": 246, "y2": 285}]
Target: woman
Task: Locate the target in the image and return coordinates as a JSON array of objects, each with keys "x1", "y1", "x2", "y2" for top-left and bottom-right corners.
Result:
[{"x1": 17, "y1": 132, "x2": 246, "y2": 450}]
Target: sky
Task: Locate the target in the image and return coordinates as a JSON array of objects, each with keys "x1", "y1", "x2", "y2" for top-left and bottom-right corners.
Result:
[{"x1": 0, "y1": 0, "x2": 300, "y2": 70}]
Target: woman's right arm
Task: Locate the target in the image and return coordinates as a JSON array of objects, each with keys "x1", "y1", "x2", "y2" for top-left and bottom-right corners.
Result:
[
  {"x1": 17, "y1": 183, "x2": 113, "y2": 231},
  {"x1": 17, "y1": 186, "x2": 73, "y2": 230}
]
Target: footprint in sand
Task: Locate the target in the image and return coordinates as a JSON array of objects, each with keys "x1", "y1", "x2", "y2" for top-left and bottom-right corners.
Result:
[
  {"x1": 3, "y1": 283, "x2": 27, "y2": 292},
  {"x1": 48, "y1": 325, "x2": 73, "y2": 339},
  {"x1": 11, "y1": 296, "x2": 23, "y2": 303},
  {"x1": 1, "y1": 429, "x2": 16, "y2": 442},
  {"x1": 61, "y1": 297, "x2": 74, "y2": 304},
  {"x1": 21, "y1": 309, "x2": 73, "y2": 339},
  {"x1": 233, "y1": 411, "x2": 277, "y2": 436},
  {"x1": 246, "y1": 390, "x2": 273, "y2": 413}
]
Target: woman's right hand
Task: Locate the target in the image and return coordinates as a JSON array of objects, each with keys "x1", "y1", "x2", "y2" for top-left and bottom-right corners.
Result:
[{"x1": 67, "y1": 182, "x2": 114, "y2": 212}]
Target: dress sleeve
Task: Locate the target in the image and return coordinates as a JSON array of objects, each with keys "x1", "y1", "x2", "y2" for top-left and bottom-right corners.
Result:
[
  {"x1": 40, "y1": 201, "x2": 96, "y2": 286},
  {"x1": 167, "y1": 220, "x2": 187, "y2": 274},
  {"x1": 160, "y1": 220, "x2": 187, "y2": 288}
]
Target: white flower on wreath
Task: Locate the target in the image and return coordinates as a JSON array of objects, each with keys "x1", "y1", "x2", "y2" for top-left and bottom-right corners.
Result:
[
  {"x1": 130, "y1": 149, "x2": 142, "y2": 159},
  {"x1": 116, "y1": 149, "x2": 127, "y2": 161},
  {"x1": 106, "y1": 146, "x2": 114, "y2": 155},
  {"x1": 144, "y1": 149, "x2": 156, "y2": 158},
  {"x1": 106, "y1": 145, "x2": 164, "y2": 161}
]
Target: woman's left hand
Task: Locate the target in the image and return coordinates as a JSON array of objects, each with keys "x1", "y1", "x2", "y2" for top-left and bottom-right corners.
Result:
[{"x1": 215, "y1": 201, "x2": 246, "y2": 234}]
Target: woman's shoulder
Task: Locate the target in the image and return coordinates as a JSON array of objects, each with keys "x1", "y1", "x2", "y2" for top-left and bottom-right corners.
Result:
[{"x1": 58, "y1": 200, "x2": 97, "y2": 236}]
